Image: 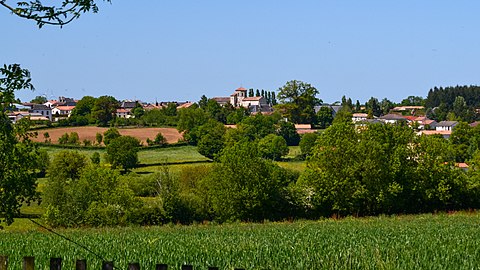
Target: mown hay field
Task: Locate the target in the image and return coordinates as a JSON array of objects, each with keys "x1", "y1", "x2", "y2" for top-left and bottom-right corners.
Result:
[
  {"x1": 2, "y1": 213, "x2": 480, "y2": 269},
  {"x1": 31, "y1": 126, "x2": 183, "y2": 145}
]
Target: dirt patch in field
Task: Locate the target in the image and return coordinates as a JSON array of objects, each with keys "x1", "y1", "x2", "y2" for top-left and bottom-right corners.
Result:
[{"x1": 32, "y1": 126, "x2": 183, "y2": 145}]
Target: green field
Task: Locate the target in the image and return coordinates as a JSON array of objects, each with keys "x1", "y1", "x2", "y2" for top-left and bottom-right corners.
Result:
[
  {"x1": 42, "y1": 145, "x2": 209, "y2": 165},
  {"x1": 2, "y1": 213, "x2": 480, "y2": 269}
]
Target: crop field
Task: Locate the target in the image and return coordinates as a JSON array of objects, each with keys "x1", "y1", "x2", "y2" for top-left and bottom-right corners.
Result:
[
  {"x1": 31, "y1": 126, "x2": 183, "y2": 145},
  {"x1": 2, "y1": 213, "x2": 480, "y2": 269}
]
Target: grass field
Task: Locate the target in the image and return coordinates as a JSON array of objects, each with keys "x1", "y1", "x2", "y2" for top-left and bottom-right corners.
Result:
[{"x1": 2, "y1": 212, "x2": 480, "y2": 269}]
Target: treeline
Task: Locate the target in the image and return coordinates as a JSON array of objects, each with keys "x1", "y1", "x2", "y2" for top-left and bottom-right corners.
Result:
[
  {"x1": 425, "y1": 85, "x2": 480, "y2": 122},
  {"x1": 43, "y1": 121, "x2": 480, "y2": 227}
]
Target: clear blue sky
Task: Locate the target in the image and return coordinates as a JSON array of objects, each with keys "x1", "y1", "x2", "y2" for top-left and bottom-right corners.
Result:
[{"x1": 2, "y1": 1, "x2": 480, "y2": 104}]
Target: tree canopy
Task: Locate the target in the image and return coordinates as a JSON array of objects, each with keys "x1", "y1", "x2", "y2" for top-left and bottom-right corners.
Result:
[
  {"x1": 276, "y1": 80, "x2": 321, "y2": 124},
  {"x1": 0, "y1": 0, "x2": 110, "y2": 28}
]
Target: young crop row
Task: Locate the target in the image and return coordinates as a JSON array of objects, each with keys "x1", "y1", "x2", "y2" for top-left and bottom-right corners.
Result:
[{"x1": 2, "y1": 213, "x2": 480, "y2": 269}]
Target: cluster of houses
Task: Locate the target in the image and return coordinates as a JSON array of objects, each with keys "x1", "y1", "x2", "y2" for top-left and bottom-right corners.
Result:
[
  {"x1": 350, "y1": 111, "x2": 460, "y2": 139},
  {"x1": 7, "y1": 96, "x2": 195, "y2": 123},
  {"x1": 213, "y1": 87, "x2": 273, "y2": 114},
  {"x1": 8, "y1": 96, "x2": 77, "y2": 123}
]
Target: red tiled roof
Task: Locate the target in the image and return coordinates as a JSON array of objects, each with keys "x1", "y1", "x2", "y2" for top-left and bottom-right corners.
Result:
[
  {"x1": 403, "y1": 116, "x2": 417, "y2": 121},
  {"x1": 177, "y1": 102, "x2": 194, "y2": 109},
  {"x1": 236, "y1": 87, "x2": 247, "y2": 91},
  {"x1": 55, "y1": 106, "x2": 75, "y2": 111}
]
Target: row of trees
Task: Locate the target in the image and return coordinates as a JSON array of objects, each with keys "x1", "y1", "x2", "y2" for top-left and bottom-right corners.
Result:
[{"x1": 43, "y1": 119, "x2": 480, "y2": 227}]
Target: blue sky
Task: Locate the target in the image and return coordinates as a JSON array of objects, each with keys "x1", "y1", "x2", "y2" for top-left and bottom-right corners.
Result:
[{"x1": 2, "y1": 1, "x2": 479, "y2": 104}]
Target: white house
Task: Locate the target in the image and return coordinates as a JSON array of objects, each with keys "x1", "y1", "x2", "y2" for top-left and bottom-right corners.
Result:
[
  {"x1": 241, "y1": 96, "x2": 267, "y2": 107},
  {"x1": 436, "y1": 121, "x2": 458, "y2": 131},
  {"x1": 116, "y1": 108, "x2": 132, "y2": 118},
  {"x1": 52, "y1": 105, "x2": 75, "y2": 118},
  {"x1": 352, "y1": 113, "x2": 368, "y2": 123}
]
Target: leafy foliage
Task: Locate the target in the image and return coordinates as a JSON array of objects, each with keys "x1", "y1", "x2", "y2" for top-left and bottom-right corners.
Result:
[
  {"x1": 103, "y1": 127, "x2": 120, "y2": 145},
  {"x1": 276, "y1": 121, "x2": 300, "y2": 146},
  {"x1": 92, "y1": 95, "x2": 118, "y2": 126},
  {"x1": 197, "y1": 120, "x2": 226, "y2": 159},
  {"x1": 0, "y1": 0, "x2": 111, "y2": 28},
  {"x1": 258, "y1": 134, "x2": 289, "y2": 161},
  {"x1": 204, "y1": 141, "x2": 298, "y2": 222},
  {"x1": 105, "y1": 136, "x2": 140, "y2": 171},
  {"x1": 297, "y1": 121, "x2": 477, "y2": 217},
  {"x1": 276, "y1": 80, "x2": 321, "y2": 124},
  {"x1": 299, "y1": 132, "x2": 318, "y2": 157},
  {"x1": 0, "y1": 64, "x2": 38, "y2": 226}
]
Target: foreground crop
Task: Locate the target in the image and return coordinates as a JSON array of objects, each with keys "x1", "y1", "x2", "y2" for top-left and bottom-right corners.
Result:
[{"x1": 1, "y1": 213, "x2": 479, "y2": 269}]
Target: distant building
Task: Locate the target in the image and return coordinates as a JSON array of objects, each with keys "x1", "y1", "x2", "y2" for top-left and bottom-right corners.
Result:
[
  {"x1": 212, "y1": 97, "x2": 231, "y2": 106},
  {"x1": 436, "y1": 121, "x2": 458, "y2": 131},
  {"x1": 379, "y1": 114, "x2": 408, "y2": 124},
  {"x1": 352, "y1": 113, "x2": 368, "y2": 123},
  {"x1": 30, "y1": 104, "x2": 52, "y2": 121},
  {"x1": 52, "y1": 105, "x2": 75, "y2": 118}
]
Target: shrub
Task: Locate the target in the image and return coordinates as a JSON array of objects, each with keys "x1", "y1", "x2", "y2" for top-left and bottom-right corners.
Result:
[
  {"x1": 95, "y1": 132, "x2": 103, "y2": 145},
  {"x1": 58, "y1": 133, "x2": 69, "y2": 144}
]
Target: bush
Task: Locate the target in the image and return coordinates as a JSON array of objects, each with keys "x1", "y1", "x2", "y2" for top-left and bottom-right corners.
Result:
[
  {"x1": 44, "y1": 165, "x2": 141, "y2": 227},
  {"x1": 58, "y1": 133, "x2": 69, "y2": 144},
  {"x1": 95, "y1": 132, "x2": 103, "y2": 145}
]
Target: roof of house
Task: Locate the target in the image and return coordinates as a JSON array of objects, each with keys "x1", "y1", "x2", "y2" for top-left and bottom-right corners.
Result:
[
  {"x1": 177, "y1": 102, "x2": 194, "y2": 109},
  {"x1": 424, "y1": 119, "x2": 437, "y2": 125},
  {"x1": 392, "y1": 106, "x2": 425, "y2": 111},
  {"x1": 116, "y1": 108, "x2": 131, "y2": 113},
  {"x1": 419, "y1": 130, "x2": 452, "y2": 136},
  {"x1": 469, "y1": 121, "x2": 480, "y2": 127},
  {"x1": 235, "y1": 87, "x2": 247, "y2": 91},
  {"x1": 295, "y1": 124, "x2": 312, "y2": 129},
  {"x1": 54, "y1": 106, "x2": 76, "y2": 111},
  {"x1": 212, "y1": 97, "x2": 230, "y2": 103},
  {"x1": 456, "y1": 163, "x2": 469, "y2": 169},
  {"x1": 352, "y1": 113, "x2": 368, "y2": 118},
  {"x1": 380, "y1": 114, "x2": 408, "y2": 121},
  {"x1": 403, "y1": 116, "x2": 417, "y2": 121},
  {"x1": 121, "y1": 101, "x2": 137, "y2": 108},
  {"x1": 437, "y1": 121, "x2": 458, "y2": 127},
  {"x1": 243, "y1": 96, "x2": 263, "y2": 101},
  {"x1": 31, "y1": 104, "x2": 51, "y2": 110}
]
